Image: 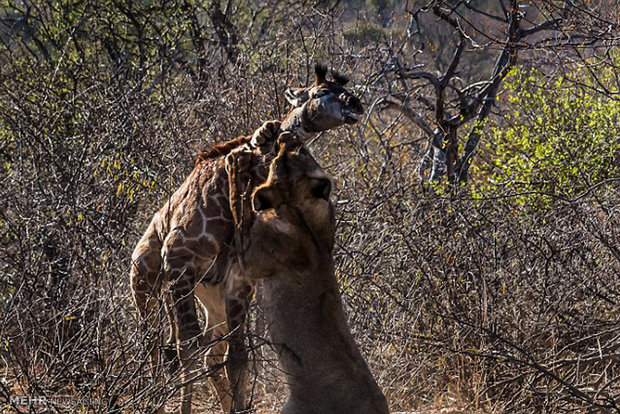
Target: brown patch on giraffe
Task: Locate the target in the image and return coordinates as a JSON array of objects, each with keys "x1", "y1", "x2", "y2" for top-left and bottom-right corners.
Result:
[
  {"x1": 215, "y1": 194, "x2": 232, "y2": 211},
  {"x1": 203, "y1": 198, "x2": 227, "y2": 219},
  {"x1": 221, "y1": 206, "x2": 234, "y2": 221},
  {"x1": 166, "y1": 256, "x2": 194, "y2": 270},
  {"x1": 142, "y1": 252, "x2": 161, "y2": 270},
  {"x1": 185, "y1": 213, "x2": 204, "y2": 236},
  {"x1": 211, "y1": 215, "x2": 235, "y2": 233},
  {"x1": 184, "y1": 238, "x2": 218, "y2": 258},
  {"x1": 199, "y1": 233, "x2": 225, "y2": 250},
  {"x1": 131, "y1": 260, "x2": 148, "y2": 276}
]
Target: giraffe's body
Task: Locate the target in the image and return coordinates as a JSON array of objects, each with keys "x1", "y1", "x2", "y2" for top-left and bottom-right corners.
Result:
[
  {"x1": 131, "y1": 118, "x2": 287, "y2": 413},
  {"x1": 130, "y1": 65, "x2": 364, "y2": 413}
]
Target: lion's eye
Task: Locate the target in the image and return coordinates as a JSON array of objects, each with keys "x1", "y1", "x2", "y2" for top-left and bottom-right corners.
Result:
[
  {"x1": 313, "y1": 90, "x2": 328, "y2": 98},
  {"x1": 311, "y1": 178, "x2": 331, "y2": 200}
]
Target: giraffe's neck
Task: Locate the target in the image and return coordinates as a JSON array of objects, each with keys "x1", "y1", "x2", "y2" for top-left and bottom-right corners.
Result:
[
  {"x1": 280, "y1": 106, "x2": 318, "y2": 141},
  {"x1": 262, "y1": 260, "x2": 389, "y2": 414}
]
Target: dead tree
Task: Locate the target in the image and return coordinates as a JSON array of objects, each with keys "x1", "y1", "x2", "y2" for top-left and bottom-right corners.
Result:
[{"x1": 379, "y1": 0, "x2": 613, "y2": 186}]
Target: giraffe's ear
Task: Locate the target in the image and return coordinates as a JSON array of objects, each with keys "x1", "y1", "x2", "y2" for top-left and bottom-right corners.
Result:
[
  {"x1": 285, "y1": 87, "x2": 309, "y2": 108},
  {"x1": 332, "y1": 70, "x2": 349, "y2": 86}
]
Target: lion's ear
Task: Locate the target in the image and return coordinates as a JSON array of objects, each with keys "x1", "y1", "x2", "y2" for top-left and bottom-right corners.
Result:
[{"x1": 252, "y1": 186, "x2": 276, "y2": 212}]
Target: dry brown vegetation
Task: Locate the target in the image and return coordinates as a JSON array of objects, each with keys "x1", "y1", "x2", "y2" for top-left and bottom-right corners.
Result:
[{"x1": 1, "y1": 0, "x2": 619, "y2": 413}]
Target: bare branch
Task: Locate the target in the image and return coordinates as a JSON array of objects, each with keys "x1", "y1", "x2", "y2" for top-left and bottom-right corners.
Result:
[
  {"x1": 442, "y1": 38, "x2": 465, "y2": 87},
  {"x1": 462, "y1": 1, "x2": 507, "y2": 23},
  {"x1": 398, "y1": 70, "x2": 444, "y2": 122},
  {"x1": 379, "y1": 95, "x2": 433, "y2": 136},
  {"x1": 520, "y1": 17, "x2": 562, "y2": 37},
  {"x1": 398, "y1": 70, "x2": 441, "y2": 87}
]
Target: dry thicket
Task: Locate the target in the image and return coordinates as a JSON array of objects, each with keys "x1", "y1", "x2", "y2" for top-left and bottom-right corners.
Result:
[{"x1": 0, "y1": 0, "x2": 618, "y2": 413}]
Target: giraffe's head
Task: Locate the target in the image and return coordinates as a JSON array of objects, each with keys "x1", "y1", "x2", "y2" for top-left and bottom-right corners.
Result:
[
  {"x1": 242, "y1": 133, "x2": 335, "y2": 277},
  {"x1": 284, "y1": 64, "x2": 364, "y2": 133}
]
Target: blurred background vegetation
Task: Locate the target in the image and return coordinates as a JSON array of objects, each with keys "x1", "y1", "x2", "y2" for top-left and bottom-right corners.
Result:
[{"x1": 0, "y1": 0, "x2": 618, "y2": 412}]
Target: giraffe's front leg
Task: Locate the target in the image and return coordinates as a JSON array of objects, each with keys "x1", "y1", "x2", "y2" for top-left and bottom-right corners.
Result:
[
  {"x1": 129, "y1": 223, "x2": 169, "y2": 414},
  {"x1": 195, "y1": 282, "x2": 233, "y2": 413},
  {"x1": 225, "y1": 262, "x2": 256, "y2": 413}
]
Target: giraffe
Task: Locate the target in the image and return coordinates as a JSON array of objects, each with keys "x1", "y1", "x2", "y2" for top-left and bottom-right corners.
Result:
[
  {"x1": 233, "y1": 132, "x2": 390, "y2": 414},
  {"x1": 129, "y1": 64, "x2": 364, "y2": 414}
]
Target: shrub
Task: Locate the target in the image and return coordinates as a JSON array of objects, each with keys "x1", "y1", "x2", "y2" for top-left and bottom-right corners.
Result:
[{"x1": 476, "y1": 66, "x2": 620, "y2": 207}]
